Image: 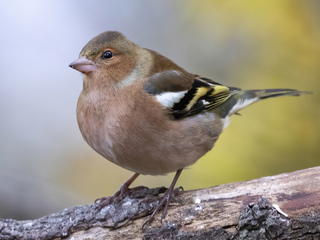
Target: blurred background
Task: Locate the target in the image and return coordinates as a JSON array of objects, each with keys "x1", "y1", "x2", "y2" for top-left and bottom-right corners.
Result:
[{"x1": 0, "y1": 0, "x2": 319, "y2": 220}]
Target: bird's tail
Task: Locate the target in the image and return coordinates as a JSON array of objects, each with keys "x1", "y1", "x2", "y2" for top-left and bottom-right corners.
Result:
[{"x1": 218, "y1": 88, "x2": 311, "y2": 118}]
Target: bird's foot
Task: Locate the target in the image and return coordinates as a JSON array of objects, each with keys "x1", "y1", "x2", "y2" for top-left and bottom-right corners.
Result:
[
  {"x1": 127, "y1": 186, "x2": 168, "y2": 199},
  {"x1": 142, "y1": 186, "x2": 183, "y2": 228},
  {"x1": 95, "y1": 185, "x2": 149, "y2": 210}
]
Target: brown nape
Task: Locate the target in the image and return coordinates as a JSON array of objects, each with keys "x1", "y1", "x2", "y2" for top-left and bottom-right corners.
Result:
[{"x1": 143, "y1": 49, "x2": 194, "y2": 94}]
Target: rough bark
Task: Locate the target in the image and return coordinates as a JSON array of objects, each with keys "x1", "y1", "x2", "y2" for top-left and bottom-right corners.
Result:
[{"x1": 1, "y1": 166, "x2": 320, "y2": 240}]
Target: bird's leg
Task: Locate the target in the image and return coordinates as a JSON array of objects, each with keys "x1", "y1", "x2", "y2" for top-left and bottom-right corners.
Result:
[
  {"x1": 95, "y1": 172, "x2": 143, "y2": 210},
  {"x1": 143, "y1": 169, "x2": 183, "y2": 227}
]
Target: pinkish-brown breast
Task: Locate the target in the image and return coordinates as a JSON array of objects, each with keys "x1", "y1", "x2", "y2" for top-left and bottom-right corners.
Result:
[{"x1": 77, "y1": 79, "x2": 224, "y2": 175}]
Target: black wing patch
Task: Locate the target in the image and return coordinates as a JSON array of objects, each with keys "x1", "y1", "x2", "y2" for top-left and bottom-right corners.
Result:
[{"x1": 171, "y1": 76, "x2": 241, "y2": 119}]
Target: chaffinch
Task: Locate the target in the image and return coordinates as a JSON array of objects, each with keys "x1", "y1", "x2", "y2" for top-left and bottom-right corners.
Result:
[{"x1": 69, "y1": 31, "x2": 309, "y2": 224}]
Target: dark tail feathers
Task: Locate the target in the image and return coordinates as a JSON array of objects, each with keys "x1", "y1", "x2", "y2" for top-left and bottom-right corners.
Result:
[{"x1": 219, "y1": 88, "x2": 311, "y2": 118}]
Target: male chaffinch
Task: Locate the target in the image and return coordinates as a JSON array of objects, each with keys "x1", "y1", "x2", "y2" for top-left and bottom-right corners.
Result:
[{"x1": 69, "y1": 31, "x2": 309, "y2": 224}]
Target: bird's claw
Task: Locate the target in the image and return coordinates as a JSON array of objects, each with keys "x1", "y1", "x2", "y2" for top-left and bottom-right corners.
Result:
[
  {"x1": 95, "y1": 185, "x2": 151, "y2": 210},
  {"x1": 142, "y1": 186, "x2": 182, "y2": 228}
]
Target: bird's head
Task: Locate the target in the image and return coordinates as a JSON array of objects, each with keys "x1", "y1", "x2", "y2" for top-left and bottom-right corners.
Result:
[{"x1": 69, "y1": 31, "x2": 139, "y2": 84}]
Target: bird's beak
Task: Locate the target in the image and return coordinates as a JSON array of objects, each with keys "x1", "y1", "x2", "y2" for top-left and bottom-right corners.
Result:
[{"x1": 69, "y1": 57, "x2": 97, "y2": 74}]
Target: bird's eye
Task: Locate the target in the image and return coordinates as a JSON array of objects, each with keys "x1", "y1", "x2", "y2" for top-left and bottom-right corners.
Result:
[{"x1": 102, "y1": 50, "x2": 113, "y2": 59}]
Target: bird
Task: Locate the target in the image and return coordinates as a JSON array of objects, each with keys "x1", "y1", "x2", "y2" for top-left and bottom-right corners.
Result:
[{"x1": 69, "y1": 31, "x2": 309, "y2": 224}]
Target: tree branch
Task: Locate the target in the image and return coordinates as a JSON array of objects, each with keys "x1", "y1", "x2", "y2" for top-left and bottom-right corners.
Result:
[{"x1": 1, "y1": 167, "x2": 320, "y2": 239}]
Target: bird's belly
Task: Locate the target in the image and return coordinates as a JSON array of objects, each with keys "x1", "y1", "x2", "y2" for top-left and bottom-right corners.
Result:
[
  {"x1": 99, "y1": 112, "x2": 224, "y2": 175},
  {"x1": 78, "y1": 95, "x2": 224, "y2": 175}
]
